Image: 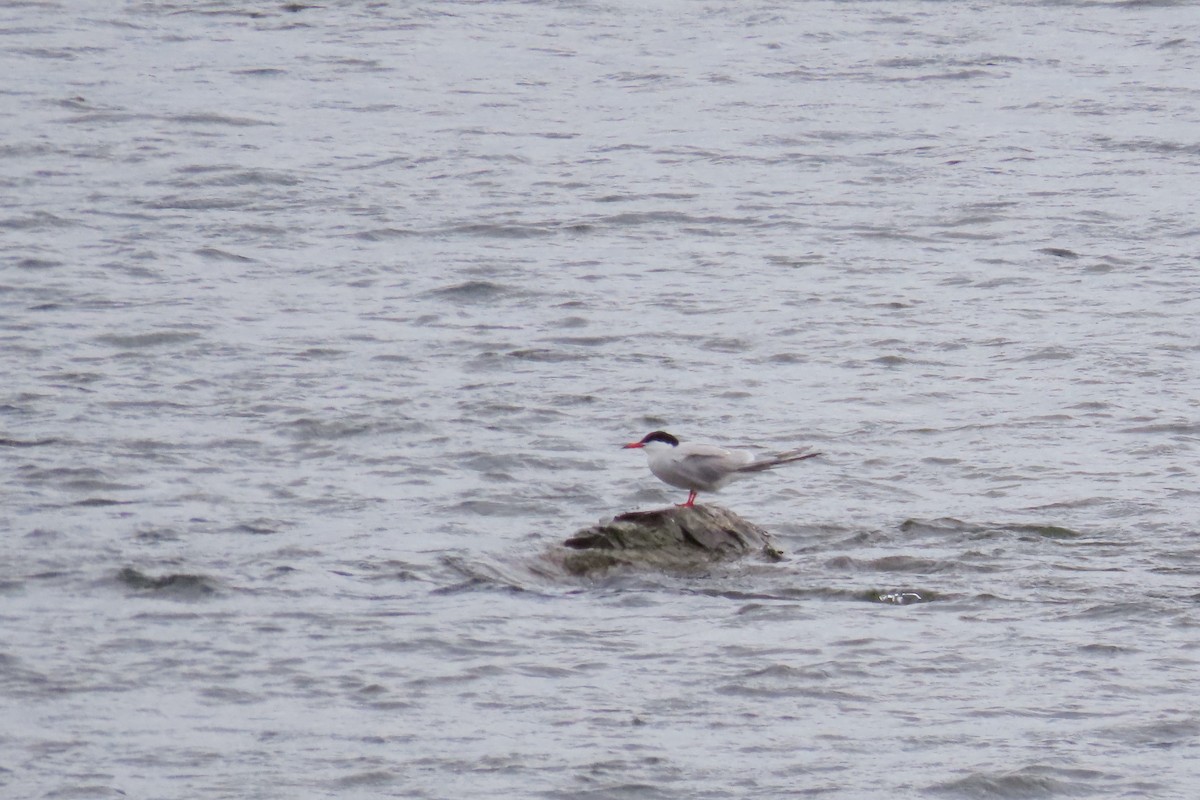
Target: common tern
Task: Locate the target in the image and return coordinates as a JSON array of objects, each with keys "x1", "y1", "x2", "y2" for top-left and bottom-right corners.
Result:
[{"x1": 622, "y1": 430, "x2": 821, "y2": 507}]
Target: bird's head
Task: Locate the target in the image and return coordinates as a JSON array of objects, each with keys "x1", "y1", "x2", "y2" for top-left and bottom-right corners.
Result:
[{"x1": 622, "y1": 431, "x2": 680, "y2": 450}]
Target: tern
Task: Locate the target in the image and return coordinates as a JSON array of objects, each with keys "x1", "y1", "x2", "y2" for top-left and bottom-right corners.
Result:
[{"x1": 622, "y1": 430, "x2": 821, "y2": 507}]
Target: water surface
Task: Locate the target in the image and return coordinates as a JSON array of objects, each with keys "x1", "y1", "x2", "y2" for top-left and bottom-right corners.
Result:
[{"x1": 3, "y1": 1, "x2": 1199, "y2": 798}]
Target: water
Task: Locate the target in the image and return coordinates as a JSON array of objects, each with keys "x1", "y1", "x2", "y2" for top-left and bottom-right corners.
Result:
[{"x1": 3, "y1": 1, "x2": 1199, "y2": 797}]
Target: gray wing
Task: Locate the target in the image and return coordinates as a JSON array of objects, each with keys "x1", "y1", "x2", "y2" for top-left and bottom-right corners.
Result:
[
  {"x1": 677, "y1": 448, "x2": 753, "y2": 488},
  {"x1": 736, "y1": 447, "x2": 822, "y2": 473}
]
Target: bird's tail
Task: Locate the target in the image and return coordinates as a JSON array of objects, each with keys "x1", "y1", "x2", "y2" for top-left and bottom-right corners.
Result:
[{"x1": 735, "y1": 447, "x2": 822, "y2": 473}]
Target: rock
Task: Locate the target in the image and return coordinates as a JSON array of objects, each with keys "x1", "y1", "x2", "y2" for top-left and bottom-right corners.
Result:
[{"x1": 554, "y1": 504, "x2": 783, "y2": 576}]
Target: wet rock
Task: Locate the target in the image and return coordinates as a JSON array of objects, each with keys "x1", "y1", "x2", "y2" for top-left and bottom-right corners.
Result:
[{"x1": 555, "y1": 504, "x2": 783, "y2": 576}]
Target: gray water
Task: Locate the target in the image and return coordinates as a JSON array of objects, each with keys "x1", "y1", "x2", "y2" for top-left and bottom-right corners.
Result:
[{"x1": 3, "y1": 1, "x2": 1200, "y2": 797}]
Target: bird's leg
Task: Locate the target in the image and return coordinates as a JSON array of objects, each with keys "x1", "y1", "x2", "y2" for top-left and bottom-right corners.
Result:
[{"x1": 677, "y1": 490, "x2": 697, "y2": 508}]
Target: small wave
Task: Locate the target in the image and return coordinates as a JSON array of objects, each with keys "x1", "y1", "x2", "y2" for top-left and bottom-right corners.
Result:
[
  {"x1": 293, "y1": 347, "x2": 347, "y2": 360},
  {"x1": 0, "y1": 211, "x2": 78, "y2": 230},
  {"x1": 439, "y1": 222, "x2": 555, "y2": 239},
  {"x1": 178, "y1": 168, "x2": 300, "y2": 187},
  {"x1": 1068, "y1": 601, "x2": 1163, "y2": 621},
  {"x1": 506, "y1": 348, "x2": 585, "y2": 363},
  {"x1": 1119, "y1": 420, "x2": 1200, "y2": 435},
  {"x1": 603, "y1": 70, "x2": 676, "y2": 88},
  {"x1": 142, "y1": 195, "x2": 250, "y2": 210},
  {"x1": 116, "y1": 567, "x2": 218, "y2": 597},
  {"x1": 64, "y1": 111, "x2": 150, "y2": 125},
  {"x1": 709, "y1": 585, "x2": 942, "y2": 605},
  {"x1": 446, "y1": 498, "x2": 549, "y2": 517},
  {"x1": 194, "y1": 247, "x2": 256, "y2": 262},
  {"x1": 226, "y1": 519, "x2": 285, "y2": 535},
  {"x1": 169, "y1": 112, "x2": 271, "y2": 127},
  {"x1": 16, "y1": 257, "x2": 61, "y2": 270},
  {"x1": 1107, "y1": 717, "x2": 1200, "y2": 747},
  {"x1": 545, "y1": 335, "x2": 626, "y2": 347},
  {"x1": 928, "y1": 764, "x2": 1109, "y2": 797},
  {"x1": 426, "y1": 280, "x2": 514, "y2": 302},
  {"x1": 702, "y1": 337, "x2": 751, "y2": 353},
  {"x1": 1008, "y1": 523, "x2": 1084, "y2": 540},
  {"x1": 330, "y1": 770, "x2": 401, "y2": 790},
  {"x1": 233, "y1": 67, "x2": 289, "y2": 76},
  {"x1": 596, "y1": 210, "x2": 757, "y2": 229},
  {"x1": 869, "y1": 589, "x2": 934, "y2": 605},
  {"x1": 1077, "y1": 643, "x2": 1138, "y2": 656},
  {"x1": 900, "y1": 518, "x2": 1084, "y2": 540},
  {"x1": 437, "y1": 554, "x2": 536, "y2": 594},
  {"x1": 1039, "y1": 246, "x2": 1080, "y2": 259},
  {"x1": 1093, "y1": 134, "x2": 1200, "y2": 156},
  {"x1": 94, "y1": 331, "x2": 202, "y2": 349},
  {"x1": 352, "y1": 227, "x2": 420, "y2": 240},
  {"x1": 825, "y1": 554, "x2": 955, "y2": 574},
  {"x1": 284, "y1": 417, "x2": 373, "y2": 441},
  {"x1": 1012, "y1": 346, "x2": 1075, "y2": 362},
  {"x1": 910, "y1": 68, "x2": 997, "y2": 82}
]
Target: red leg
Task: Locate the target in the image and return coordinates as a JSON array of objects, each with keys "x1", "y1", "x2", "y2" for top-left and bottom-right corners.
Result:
[{"x1": 677, "y1": 490, "x2": 697, "y2": 507}]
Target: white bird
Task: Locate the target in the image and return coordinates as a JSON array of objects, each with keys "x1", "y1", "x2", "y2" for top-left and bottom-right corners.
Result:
[{"x1": 622, "y1": 430, "x2": 821, "y2": 507}]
